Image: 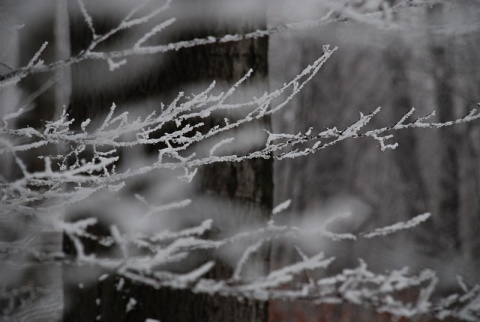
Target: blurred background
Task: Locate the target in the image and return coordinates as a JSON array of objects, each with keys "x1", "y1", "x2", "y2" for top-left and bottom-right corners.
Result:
[{"x1": 269, "y1": 1, "x2": 480, "y2": 320}]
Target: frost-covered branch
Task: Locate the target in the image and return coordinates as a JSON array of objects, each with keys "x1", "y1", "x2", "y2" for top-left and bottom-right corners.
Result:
[
  {"x1": 0, "y1": 0, "x2": 454, "y2": 89},
  {"x1": 0, "y1": 47, "x2": 335, "y2": 210},
  {"x1": 2, "y1": 50, "x2": 479, "y2": 218}
]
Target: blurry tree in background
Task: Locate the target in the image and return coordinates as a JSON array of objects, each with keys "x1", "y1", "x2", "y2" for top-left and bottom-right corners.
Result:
[
  {"x1": 63, "y1": 0, "x2": 270, "y2": 321},
  {"x1": 269, "y1": 0, "x2": 480, "y2": 320},
  {"x1": 1, "y1": 1, "x2": 480, "y2": 321}
]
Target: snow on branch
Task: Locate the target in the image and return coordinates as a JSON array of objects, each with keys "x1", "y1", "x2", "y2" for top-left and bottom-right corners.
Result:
[
  {"x1": 265, "y1": 106, "x2": 480, "y2": 158},
  {"x1": 0, "y1": 0, "x2": 449, "y2": 89},
  {"x1": 361, "y1": 213, "x2": 432, "y2": 238},
  {"x1": 0, "y1": 48, "x2": 338, "y2": 211},
  {"x1": 32, "y1": 201, "x2": 472, "y2": 320}
]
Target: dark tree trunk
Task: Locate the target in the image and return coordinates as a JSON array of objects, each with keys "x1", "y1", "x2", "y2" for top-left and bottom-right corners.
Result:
[
  {"x1": 385, "y1": 39, "x2": 428, "y2": 218},
  {"x1": 63, "y1": 1, "x2": 271, "y2": 321},
  {"x1": 384, "y1": 36, "x2": 434, "y2": 254},
  {"x1": 427, "y1": 4, "x2": 461, "y2": 251}
]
